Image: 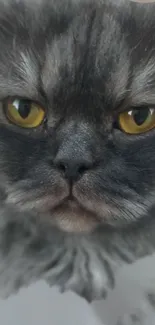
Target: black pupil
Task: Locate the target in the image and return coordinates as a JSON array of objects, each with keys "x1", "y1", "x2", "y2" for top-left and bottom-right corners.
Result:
[
  {"x1": 133, "y1": 108, "x2": 149, "y2": 126},
  {"x1": 17, "y1": 100, "x2": 31, "y2": 119}
]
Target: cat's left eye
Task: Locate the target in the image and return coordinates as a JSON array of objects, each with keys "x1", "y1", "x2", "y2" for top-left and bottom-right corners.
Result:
[
  {"x1": 118, "y1": 107, "x2": 155, "y2": 134},
  {"x1": 4, "y1": 98, "x2": 45, "y2": 128}
]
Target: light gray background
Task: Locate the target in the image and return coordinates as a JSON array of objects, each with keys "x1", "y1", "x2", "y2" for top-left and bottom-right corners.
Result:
[
  {"x1": 0, "y1": 254, "x2": 155, "y2": 325},
  {"x1": 0, "y1": 282, "x2": 103, "y2": 325}
]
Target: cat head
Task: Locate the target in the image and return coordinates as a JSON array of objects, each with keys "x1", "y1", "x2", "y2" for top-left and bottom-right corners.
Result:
[{"x1": 0, "y1": 0, "x2": 154, "y2": 235}]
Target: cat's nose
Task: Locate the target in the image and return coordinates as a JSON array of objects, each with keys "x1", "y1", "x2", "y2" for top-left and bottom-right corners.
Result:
[
  {"x1": 54, "y1": 157, "x2": 93, "y2": 183},
  {"x1": 53, "y1": 121, "x2": 96, "y2": 183}
]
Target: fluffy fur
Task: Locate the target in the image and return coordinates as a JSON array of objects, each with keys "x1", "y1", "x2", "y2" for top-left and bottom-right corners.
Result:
[{"x1": 0, "y1": 2, "x2": 155, "y2": 319}]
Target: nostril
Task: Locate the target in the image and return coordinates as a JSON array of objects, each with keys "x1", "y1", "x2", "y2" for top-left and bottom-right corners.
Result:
[
  {"x1": 78, "y1": 165, "x2": 89, "y2": 175},
  {"x1": 56, "y1": 162, "x2": 67, "y2": 174},
  {"x1": 54, "y1": 157, "x2": 93, "y2": 183}
]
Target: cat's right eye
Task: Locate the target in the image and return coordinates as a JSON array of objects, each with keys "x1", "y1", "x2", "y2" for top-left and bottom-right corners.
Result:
[{"x1": 4, "y1": 97, "x2": 46, "y2": 128}]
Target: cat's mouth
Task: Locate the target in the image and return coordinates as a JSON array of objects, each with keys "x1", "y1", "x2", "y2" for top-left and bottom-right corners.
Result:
[
  {"x1": 50, "y1": 196, "x2": 99, "y2": 233},
  {"x1": 7, "y1": 180, "x2": 112, "y2": 233}
]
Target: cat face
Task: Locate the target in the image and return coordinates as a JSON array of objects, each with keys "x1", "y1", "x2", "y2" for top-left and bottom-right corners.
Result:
[
  {"x1": 0, "y1": 0, "x2": 155, "y2": 235},
  {"x1": 1, "y1": 0, "x2": 155, "y2": 301}
]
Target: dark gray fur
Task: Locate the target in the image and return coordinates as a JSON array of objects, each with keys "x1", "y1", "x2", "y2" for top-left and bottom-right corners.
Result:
[{"x1": 0, "y1": 0, "x2": 154, "y2": 307}]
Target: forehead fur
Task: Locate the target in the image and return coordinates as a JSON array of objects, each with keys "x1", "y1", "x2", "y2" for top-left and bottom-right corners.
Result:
[{"x1": 0, "y1": 0, "x2": 154, "y2": 111}]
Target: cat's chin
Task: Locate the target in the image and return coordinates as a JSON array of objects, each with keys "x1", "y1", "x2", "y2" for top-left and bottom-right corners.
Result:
[{"x1": 50, "y1": 199, "x2": 99, "y2": 233}]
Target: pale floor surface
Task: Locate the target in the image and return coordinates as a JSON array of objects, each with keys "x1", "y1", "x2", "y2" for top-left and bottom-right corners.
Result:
[{"x1": 0, "y1": 255, "x2": 155, "y2": 325}]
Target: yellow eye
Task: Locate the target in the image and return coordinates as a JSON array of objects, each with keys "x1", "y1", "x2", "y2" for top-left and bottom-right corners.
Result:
[
  {"x1": 118, "y1": 108, "x2": 155, "y2": 134},
  {"x1": 5, "y1": 98, "x2": 45, "y2": 128}
]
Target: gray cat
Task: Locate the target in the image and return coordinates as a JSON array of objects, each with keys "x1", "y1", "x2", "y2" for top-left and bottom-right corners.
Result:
[{"x1": 0, "y1": 0, "x2": 155, "y2": 323}]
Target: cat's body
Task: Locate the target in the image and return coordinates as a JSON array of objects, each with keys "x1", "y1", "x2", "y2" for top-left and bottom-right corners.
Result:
[{"x1": 0, "y1": 0, "x2": 155, "y2": 323}]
